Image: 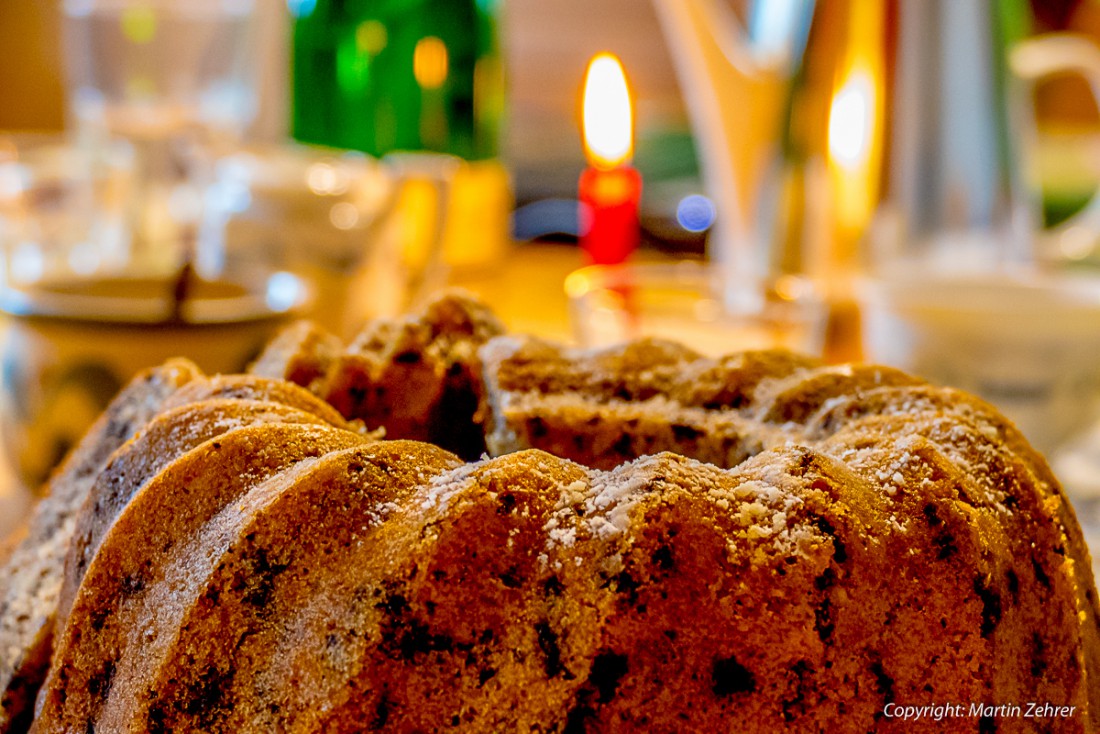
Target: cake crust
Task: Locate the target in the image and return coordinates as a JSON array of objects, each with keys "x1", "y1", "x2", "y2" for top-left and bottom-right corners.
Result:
[
  {"x1": 55, "y1": 396, "x2": 350, "y2": 633},
  {"x1": 0, "y1": 358, "x2": 202, "y2": 734},
  {"x1": 250, "y1": 291, "x2": 505, "y2": 460},
  {"x1": 35, "y1": 424, "x2": 371, "y2": 733}
]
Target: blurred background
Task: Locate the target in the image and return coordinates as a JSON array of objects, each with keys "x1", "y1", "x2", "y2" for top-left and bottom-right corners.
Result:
[
  {"x1": 5, "y1": 0, "x2": 1100, "y2": 515},
  {"x1": 0, "y1": 0, "x2": 706, "y2": 248},
  {"x1": 3, "y1": 0, "x2": 1100, "y2": 243}
]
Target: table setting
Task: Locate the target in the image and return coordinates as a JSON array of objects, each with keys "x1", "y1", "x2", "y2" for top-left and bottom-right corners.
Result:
[{"x1": 4, "y1": 0, "x2": 1100, "y2": 730}]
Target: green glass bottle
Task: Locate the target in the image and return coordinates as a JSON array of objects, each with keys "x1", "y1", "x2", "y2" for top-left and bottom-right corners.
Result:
[{"x1": 289, "y1": 0, "x2": 503, "y2": 160}]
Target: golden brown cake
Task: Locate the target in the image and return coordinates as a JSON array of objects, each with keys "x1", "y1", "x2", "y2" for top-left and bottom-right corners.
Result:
[
  {"x1": 246, "y1": 319, "x2": 343, "y2": 391},
  {"x1": 478, "y1": 333, "x2": 1100, "y2": 729},
  {"x1": 34, "y1": 435, "x2": 1100, "y2": 732},
  {"x1": 5, "y1": 296, "x2": 1100, "y2": 732},
  {"x1": 0, "y1": 370, "x2": 357, "y2": 734},
  {"x1": 250, "y1": 290, "x2": 505, "y2": 459},
  {"x1": 477, "y1": 334, "x2": 921, "y2": 469},
  {"x1": 36, "y1": 424, "x2": 372, "y2": 733},
  {"x1": 55, "y1": 393, "x2": 360, "y2": 634}
]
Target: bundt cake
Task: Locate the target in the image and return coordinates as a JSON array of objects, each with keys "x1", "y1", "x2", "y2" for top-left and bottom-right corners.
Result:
[{"x1": 0, "y1": 291, "x2": 1096, "y2": 732}]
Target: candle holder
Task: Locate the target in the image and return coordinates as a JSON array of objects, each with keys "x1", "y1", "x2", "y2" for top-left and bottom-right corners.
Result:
[{"x1": 565, "y1": 261, "x2": 826, "y2": 358}]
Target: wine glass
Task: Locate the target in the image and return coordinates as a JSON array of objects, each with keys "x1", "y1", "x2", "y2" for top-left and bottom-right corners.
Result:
[{"x1": 61, "y1": 0, "x2": 259, "y2": 277}]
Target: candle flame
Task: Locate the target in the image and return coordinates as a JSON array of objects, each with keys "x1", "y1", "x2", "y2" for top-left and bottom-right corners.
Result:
[
  {"x1": 828, "y1": 69, "x2": 874, "y2": 172},
  {"x1": 583, "y1": 53, "x2": 633, "y2": 169}
]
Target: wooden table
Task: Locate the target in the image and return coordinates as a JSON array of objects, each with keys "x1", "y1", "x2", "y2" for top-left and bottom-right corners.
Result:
[{"x1": 448, "y1": 242, "x2": 582, "y2": 343}]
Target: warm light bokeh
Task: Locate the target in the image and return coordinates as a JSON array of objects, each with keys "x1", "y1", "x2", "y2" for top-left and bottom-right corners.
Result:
[
  {"x1": 827, "y1": 68, "x2": 873, "y2": 171},
  {"x1": 582, "y1": 53, "x2": 633, "y2": 169},
  {"x1": 825, "y1": 0, "x2": 885, "y2": 260},
  {"x1": 414, "y1": 36, "x2": 449, "y2": 90},
  {"x1": 828, "y1": 64, "x2": 878, "y2": 231}
]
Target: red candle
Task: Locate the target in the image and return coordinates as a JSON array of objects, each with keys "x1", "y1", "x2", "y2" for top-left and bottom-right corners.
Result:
[
  {"x1": 579, "y1": 166, "x2": 641, "y2": 266},
  {"x1": 578, "y1": 53, "x2": 642, "y2": 265}
]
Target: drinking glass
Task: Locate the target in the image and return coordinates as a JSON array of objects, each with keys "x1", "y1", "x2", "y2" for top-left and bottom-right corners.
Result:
[
  {"x1": 61, "y1": 0, "x2": 259, "y2": 276},
  {"x1": 0, "y1": 135, "x2": 310, "y2": 489}
]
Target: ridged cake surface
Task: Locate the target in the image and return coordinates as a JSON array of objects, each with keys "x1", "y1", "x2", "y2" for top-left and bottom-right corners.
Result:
[
  {"x1": 0, "y1": 359, "x2": 202, "y2": 732},
  {"x1": 0, "y1": 370, "x2": 355, "y2": 733},
  {"x1": 55, "y1": 396, "x2": 350, "y2": 633},
  {"x1": 37, "y1": 423, "x2": 372, "y2": 732}
]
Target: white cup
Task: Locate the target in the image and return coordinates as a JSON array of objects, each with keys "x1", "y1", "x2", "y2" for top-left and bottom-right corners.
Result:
[{"x1": 860, "y1": 272, "x2": 1100, "y2": 454}]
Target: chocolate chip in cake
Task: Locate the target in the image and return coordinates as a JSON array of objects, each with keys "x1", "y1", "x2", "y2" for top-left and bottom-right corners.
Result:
[
  {"x1": 1006, "y1": 569, "x2": 1020, "y2": 602},
  {"x1": 671, "y1": 424, "x2": 702, "y2": 441},
  {"x1": 1031, "y1": 633, "x2": 1048, "y2": 678},
  {"x1": 934, "y1": 532, "x2": 959, "y2": 560},
  {"x1": 870, "y1": 660, "x2": 894, "y2": 703},
  {"x1": 973, "y1": 576, "x2": 1003, "y2": 638},
  {"x1": 535, "y1": 621, "x2": 565, "y2": 678},
  {"x1": 372, "y1": 694, "x2": 392, "y2": 728},
  {"x1": 87, "y1": 659, "x2": 115, "y2": 702},
  {"x1": 1032, "y1": 556, "x2": 1052, "y2": 589},
  {"x1": 712, "y1": 655, "x2": 755, "y2": 696},
  {"x1": 589, "y1": 652, "x2": 628, "y2": 703}
]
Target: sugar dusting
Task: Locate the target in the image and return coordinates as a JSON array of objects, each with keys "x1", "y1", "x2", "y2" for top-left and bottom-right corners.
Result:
[
  {"x1": 477, "y1": 344, "x2": 1064, "y2": 587},
  {"x1": 531, "y1": 452, "x2": 823, "y2": 574}
]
